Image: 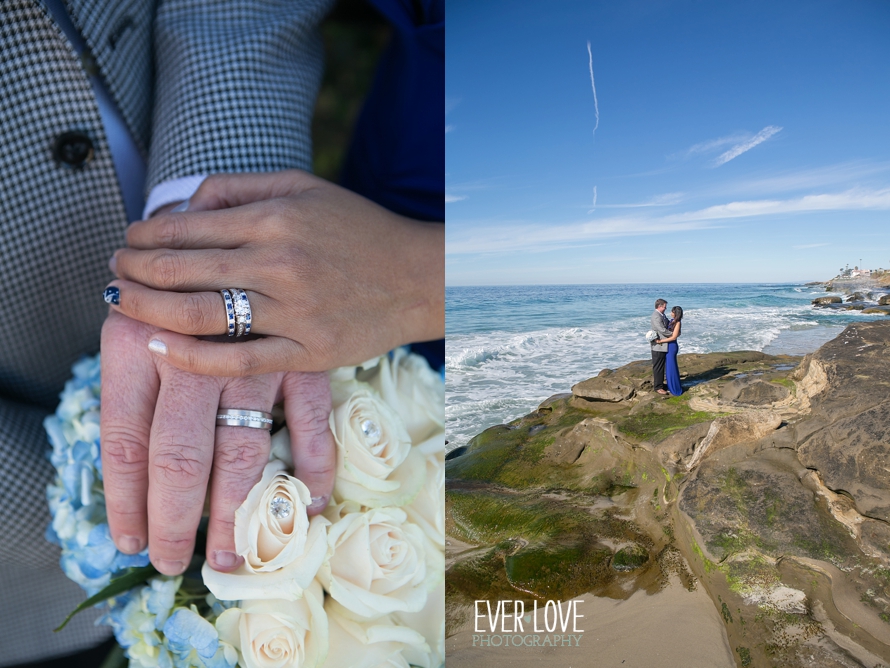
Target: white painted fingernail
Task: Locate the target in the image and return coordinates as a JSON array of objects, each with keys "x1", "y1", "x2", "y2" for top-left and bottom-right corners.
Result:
[
  {"x1": 148, "y1": 339, "x2": 168, "y2": 356},
  {"x1": 171, "y1": 199, "x2": 190, "y2": 213}
]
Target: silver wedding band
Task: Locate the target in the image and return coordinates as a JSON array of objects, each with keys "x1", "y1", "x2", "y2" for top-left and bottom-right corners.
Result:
[
  {"x1": 220, "y1": 288, "x2": 252, "y2": 337},
  {"x1": 216, "y1": 409, "x2": 273, "y2": 430}
]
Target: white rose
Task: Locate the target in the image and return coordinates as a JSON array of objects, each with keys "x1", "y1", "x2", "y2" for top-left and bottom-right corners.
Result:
[
  {"x1": 394, "y1": 581, "x2": 445, "y2": 668},
  {"x1": 268, "y1": 427, "x2": 294, "y2": 468},
  {"x1": 202, "y1": 461, "x2": 330, "y2": 601},
  {"x1": 216, "y1": 580, "x2": 328, "y2": 668},
  {"x1": 329, "y1": 381, "x2": 424, "y2": 507},
  {"x1": 358, "y1": 349, "x2": 444, "y2": 444},
  {"x1": 325, "y1": 598, "x2": 429, "y2": 668},
  {"x1": 329, "y1": 356, "x2": 381, "y2": 384},
  {"x1": 329, "y1": 367, "x2": 357, "y2": 383},
  {"x1": 404, "y1": 431, "x2": 445, "y2": 549},
  {"x1": 319, "y1": 503, "x2": 440, "y2": 618}
]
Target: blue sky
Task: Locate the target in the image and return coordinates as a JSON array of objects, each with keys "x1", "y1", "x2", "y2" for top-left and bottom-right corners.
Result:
[{"x1": 446, "y1": 0, "x2": 890, "y2": 285}]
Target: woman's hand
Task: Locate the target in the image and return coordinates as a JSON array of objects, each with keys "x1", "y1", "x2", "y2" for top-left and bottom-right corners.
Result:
[
  {"x1": 105, "y1": 171, "x2": 444, "y2": 375},
  {"x1": 657, "y1": 322, "x2": 681, "y2": 345}
]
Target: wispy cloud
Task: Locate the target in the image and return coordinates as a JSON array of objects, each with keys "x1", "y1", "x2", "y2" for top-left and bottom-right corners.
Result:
[
  {"x1": 680, "y1": 133, "x2": 750, "y2": 158},
  {"x1": 675, "y1": 127, "x2": 782, "y2": 165},
  {"x1": 720, "y1": 160, "x2": 890, "y2": 197},
  {"x1": 664, "y1": 187, "x2": 890, "y2": 222},
  {"x1": 599, "y1": 192, "x2": 685, "y2": 208},
  {"x1": 445, "y1": 97, "x2": 460, "y2": 134},
  {"x1": 586, "y1": 41, "x2": 599, "y2": 139},
  {"x1": 714, "y1": 125, "x2": 783, "y2": 166},
  {"x1": 447, "y1": 217, "x2": 717, "y2": 255},
  {"x1": 447, "y1": 187, "x2": 890, "y2": 255},
  {"x1": 443, "y1": 175, "x2": 515, "y2": 204},
  {"x1": 793, "y1": 243, "x2": 830, "y2": 249}
]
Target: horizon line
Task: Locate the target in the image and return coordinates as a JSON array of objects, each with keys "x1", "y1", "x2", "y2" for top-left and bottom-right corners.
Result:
[{"x1": 446, "y1": 279, "x2": 824, "y2": 288}]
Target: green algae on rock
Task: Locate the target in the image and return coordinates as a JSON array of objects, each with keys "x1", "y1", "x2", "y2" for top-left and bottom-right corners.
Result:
[{"x1": 446, "y1": 322, "x2": 890, "y2": 666}]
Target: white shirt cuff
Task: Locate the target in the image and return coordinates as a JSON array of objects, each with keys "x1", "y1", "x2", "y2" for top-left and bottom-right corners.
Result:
[{"x1": 143, "y1": 175, "x2": 208, "y2": 219}]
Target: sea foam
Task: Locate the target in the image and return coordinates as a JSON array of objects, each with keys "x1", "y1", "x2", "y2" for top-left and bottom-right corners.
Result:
[{"x1": 446, "y1": 284, "x2": 884, "y2": 452}]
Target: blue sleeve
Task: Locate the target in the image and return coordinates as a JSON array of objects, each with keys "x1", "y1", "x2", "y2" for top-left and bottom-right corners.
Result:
[{"x1": 340, "y1": 0, "x2": 444, "y2": 222}]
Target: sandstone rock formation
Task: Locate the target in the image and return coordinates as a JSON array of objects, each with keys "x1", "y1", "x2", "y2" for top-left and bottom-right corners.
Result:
[
  {"x1": 685, "y1": 411, "x2": 782, "y2": 470},
  {"x1": 446, "y1": 322, "x2": 890, "y2": 667},
  {"x1": 571, "y1": 374, "x2": 635, "y2": 402},
  {"x1": 720, "y1": 377, "x2": 790, "y2": 405}
]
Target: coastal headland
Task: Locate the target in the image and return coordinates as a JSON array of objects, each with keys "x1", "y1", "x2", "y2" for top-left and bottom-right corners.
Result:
[
  {"x1": 446, "y1": 319, "x2": 890, "y2": 667},
  {"x1": 810, "y1": 272, "x2": 890, "y2": 314}
]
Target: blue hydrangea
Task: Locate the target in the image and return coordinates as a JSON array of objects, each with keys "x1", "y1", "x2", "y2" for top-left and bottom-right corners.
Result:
[
  {"x1": 44, "y1": 355, "x2": 150, "y2": 596},
  {"x1": 45, "y1": 355, "x2": 239, "y2": 666},
  {"x1": 98, "y1": 578, "x2": 184, "y2": 668},
  {"x1": 164, "y1": 607, "x2": 237, "y2": 668},
  {"x1": 148, "y1": 577, "x2": 182, "y2": 629},
  {"x1": 205, "y1": 593, "x2": 237, "y2": 619},
  {"x1": 203, "y1": 645, "x2": 239, "y2": 668}
]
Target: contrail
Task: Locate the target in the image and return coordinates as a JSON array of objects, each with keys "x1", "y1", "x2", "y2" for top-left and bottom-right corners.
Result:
[
  {"x1": 715, "y1": 125, "x2": 782, "y2": 166},
  {"x1": 587, "y1": 42, "x2": 599, "y2": 215},
  {"x1": 588, "y1": 186, "x2": 598, "y2": 214},
  {"x1": 587, "y1": 41, "x2": 599, "y2": 138}
]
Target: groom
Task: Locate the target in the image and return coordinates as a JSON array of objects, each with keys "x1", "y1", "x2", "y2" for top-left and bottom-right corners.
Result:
[{"x1": 651, "y1": 298, "x2": 672, "y2": 395}]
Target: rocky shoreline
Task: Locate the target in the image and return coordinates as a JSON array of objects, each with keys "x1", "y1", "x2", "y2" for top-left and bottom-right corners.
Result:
[
  {"x1": 446, "y1": 321, "x2": 890, "y2": 667},
  {"x1": 811, "y1": 275, "x2": 890, "y2": 314}
]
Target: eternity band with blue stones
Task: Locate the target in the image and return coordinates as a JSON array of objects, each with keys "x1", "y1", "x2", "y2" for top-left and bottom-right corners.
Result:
[
  {"x1": 220, "y1": 288, "x2": 252, "y2": 337},
  {"x1": 215, "y1": 409, "x2": 273, "y2": 430}
]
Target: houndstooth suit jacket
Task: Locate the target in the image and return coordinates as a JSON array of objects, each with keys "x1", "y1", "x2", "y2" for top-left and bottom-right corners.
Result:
[{"x1": 0, "y1": 0, "x2": 332, "y2": 662}]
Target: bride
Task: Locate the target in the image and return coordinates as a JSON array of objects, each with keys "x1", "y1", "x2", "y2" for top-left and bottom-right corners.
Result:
[{"x1": 656, "y1": 306, "x2": 684, "y2": 396}]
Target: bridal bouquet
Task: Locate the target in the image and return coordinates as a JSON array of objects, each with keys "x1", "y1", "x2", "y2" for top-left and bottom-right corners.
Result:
[{"x1": 45, "y1": 349, "x2": 445, "y2": 668}]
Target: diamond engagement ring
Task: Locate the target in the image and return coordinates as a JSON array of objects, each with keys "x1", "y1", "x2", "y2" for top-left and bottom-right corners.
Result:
[
  {"x1": 220, "y1": 288, "x2": 252, "y2": 337},
  {"x1": 216, "y1": 409, "x2": 273, "y2": 430}
]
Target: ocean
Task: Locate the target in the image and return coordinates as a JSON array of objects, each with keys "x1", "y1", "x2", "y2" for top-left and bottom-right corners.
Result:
[{"x1": 445, "y1": 283, "x2": 888, "y2": 452}]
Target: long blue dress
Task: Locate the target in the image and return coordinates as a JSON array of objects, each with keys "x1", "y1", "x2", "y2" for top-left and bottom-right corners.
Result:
[{"x1": 666, "y1": 322, "x2": 683, "y2": 395}]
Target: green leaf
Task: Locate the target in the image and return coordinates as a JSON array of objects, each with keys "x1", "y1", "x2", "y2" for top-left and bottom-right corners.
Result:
[{"x1": 54, "y1": 564, "x2": 158, "y2": 632}]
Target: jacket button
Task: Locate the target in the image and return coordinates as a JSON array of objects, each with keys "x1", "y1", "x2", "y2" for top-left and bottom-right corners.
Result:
[{"x1": 53, "y1": 131, "x2": 94, "y2": 168}]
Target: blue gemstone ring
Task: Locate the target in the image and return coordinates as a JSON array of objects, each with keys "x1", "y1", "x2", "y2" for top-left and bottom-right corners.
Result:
[
  {"x1": 220, "y1": 289, "x2": 236, "y2": 336},
  {"x1": 221, "y1": 288, "x2": 252, "y2": 337}
]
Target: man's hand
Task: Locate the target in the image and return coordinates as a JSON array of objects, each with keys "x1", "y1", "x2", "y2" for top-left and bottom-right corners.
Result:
[
  {"x1": 100, "y1": 311, "x2": 335, "y2": 574},
  {"x1": 103, "y1": 170, "x2": 444, "y2": 376}
]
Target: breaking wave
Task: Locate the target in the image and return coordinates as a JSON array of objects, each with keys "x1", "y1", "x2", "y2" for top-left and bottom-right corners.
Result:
[{"x1": 445, "y1": 284, "x2": 884, "y2": 451}]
